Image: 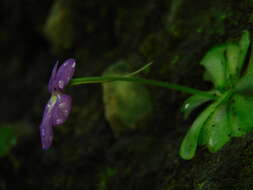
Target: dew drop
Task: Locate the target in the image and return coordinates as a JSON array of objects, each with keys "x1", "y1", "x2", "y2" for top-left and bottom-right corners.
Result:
[
  {"x1": 58, "y1": 80, "x2": 64, "y2": 88},
  {"x1": 59, "y1": 103, "x2": 66, "y2": 108},
  {"x1": 56, "y1": 119, "x2": 62, "y2": 124}
]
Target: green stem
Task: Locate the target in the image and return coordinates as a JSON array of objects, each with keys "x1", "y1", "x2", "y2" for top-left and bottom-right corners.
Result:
[{"x1": 71, "y1": 76, "x2": 217, "y2": 99}]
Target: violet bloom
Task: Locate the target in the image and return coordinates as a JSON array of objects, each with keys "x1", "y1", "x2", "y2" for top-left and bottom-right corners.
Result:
[{"x1": 40, "y1": 58, "x2": 76, "y2": 150}]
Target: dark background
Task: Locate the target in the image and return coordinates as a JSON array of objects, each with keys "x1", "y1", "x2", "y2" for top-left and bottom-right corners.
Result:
[{"x1": 2, "y1": 0, "x2": 253, "y2": 189}]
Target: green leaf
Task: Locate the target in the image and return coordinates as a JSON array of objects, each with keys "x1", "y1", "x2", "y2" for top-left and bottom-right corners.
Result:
[
  {"x1": 234, "y1": 73, "x2": 253, "y2": 94},
  {"x1": 227, "y1": 100, "x2": 247, "y2": 137},
  {"x1": 181, "y1": 94, "x2": 213, "y2": 119},
  {"x1": 238, "y1": 30, "x2": 250, "y2": 72},
  {"x1": 180, "y1": 91, "x2": 232, "y2": 159},
  {"x1": 203, "y1": 104, "x2": 231, "y2": 153},
  {"x1": 234, "y1": 68, "x2": 253, "y2": 134},
  {"x1": 200, "y1": 45, "x2": 227, "y2": 89},
  {"x1": 224, "y1": 31, "x2": 250, "y2": 84},
  {"x1": 225, "y1": 43, "x2": 240, "y2": 78},
  {"x1": 179, "y1": 101, "x2": 220, "y2": 160},
  {"x1": 232, "y1": 94, "x2": 253, "y2": 132},
  {"x1": 180, "y1": 31, "x2": 251, "y2": 159}
]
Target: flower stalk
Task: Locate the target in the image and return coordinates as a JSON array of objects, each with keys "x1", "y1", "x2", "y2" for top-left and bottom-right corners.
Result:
[{"x1": 71, "y1": 76, "x2": 217, "y2": 99}]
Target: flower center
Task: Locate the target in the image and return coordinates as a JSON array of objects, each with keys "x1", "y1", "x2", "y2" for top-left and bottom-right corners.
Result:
[{"x1": 47, "y1": 94, "x2": 57, "y2": 111}]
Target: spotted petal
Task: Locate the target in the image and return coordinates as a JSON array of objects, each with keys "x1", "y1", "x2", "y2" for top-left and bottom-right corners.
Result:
[
  {"x1": 52, "y1": 93, "x2": 72, "y2": 126},
  {"x1": 48, "y1": 61, "x2": 59, "y2": 93},
  {"x1": 39, "y1": 99, "x2": 54, "y2": 150},
  {"x1": 55, "y1": 58, "x2": 76, "y2": 90}
]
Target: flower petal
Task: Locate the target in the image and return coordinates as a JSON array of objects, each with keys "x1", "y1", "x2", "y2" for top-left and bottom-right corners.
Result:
[
  {"x1": 48, "y1": 61, "x2": 59, "y2": 93},
  {"x1": 52, "y1": 93, "x2": 72, "y2": 126},
  {"x1": 55, "y1": 58, "x2": 76, "y2": 90},
  {"x1": 40, "y1": 100, "x2": 54, "y2": 150}
]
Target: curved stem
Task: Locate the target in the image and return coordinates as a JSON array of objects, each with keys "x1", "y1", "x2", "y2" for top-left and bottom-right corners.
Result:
[
  {"x1": 125, "y1": 62, "x2": 152, "y2": 77},
  {"x1": 71, "y1": 76, "x2": 217, "y2": 99}
]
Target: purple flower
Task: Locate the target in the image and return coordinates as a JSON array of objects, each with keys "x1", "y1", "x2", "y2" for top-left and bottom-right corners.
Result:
[{"x1": 40, "y1": 58, "x2": 76, "y2": 150}]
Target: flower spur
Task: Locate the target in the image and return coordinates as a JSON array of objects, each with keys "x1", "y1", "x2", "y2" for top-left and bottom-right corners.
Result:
[{"x1": 39, "y1": 58, "x2": 76, "y2": 150}]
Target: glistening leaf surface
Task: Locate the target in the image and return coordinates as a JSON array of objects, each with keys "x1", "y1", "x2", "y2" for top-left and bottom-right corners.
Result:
[
  {"x1": 204, "y1": 104, "x2": 231, "y2": 153},
  {"x1": 182, "y1": 94, "x2": 213, "y2": 119}
]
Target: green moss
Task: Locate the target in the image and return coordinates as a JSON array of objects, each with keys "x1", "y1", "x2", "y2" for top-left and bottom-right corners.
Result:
[
  {"x1": 0, "y1": 126, "x2": 16, "y2": 157},
  {"x1": 98, "y1": 168, "x2": 117, "y2": 190}
]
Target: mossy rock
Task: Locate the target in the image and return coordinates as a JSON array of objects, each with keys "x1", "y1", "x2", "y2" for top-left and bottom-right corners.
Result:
[
  {"x1": 102, "y1": 57, "x2": 153, "y2": 137},
  {"x1": 44, "y1": 0, "x2": 74, "y2": 52}
]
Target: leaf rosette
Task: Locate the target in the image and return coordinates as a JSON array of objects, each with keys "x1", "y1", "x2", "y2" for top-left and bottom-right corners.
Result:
[{"x1": 180, "y1": 31, "x2": 253, "y2": 159}]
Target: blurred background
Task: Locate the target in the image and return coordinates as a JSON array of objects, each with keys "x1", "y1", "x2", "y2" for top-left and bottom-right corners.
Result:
[{"x1": 2, "y1": 0, "x2": 253, "y2": 189}]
